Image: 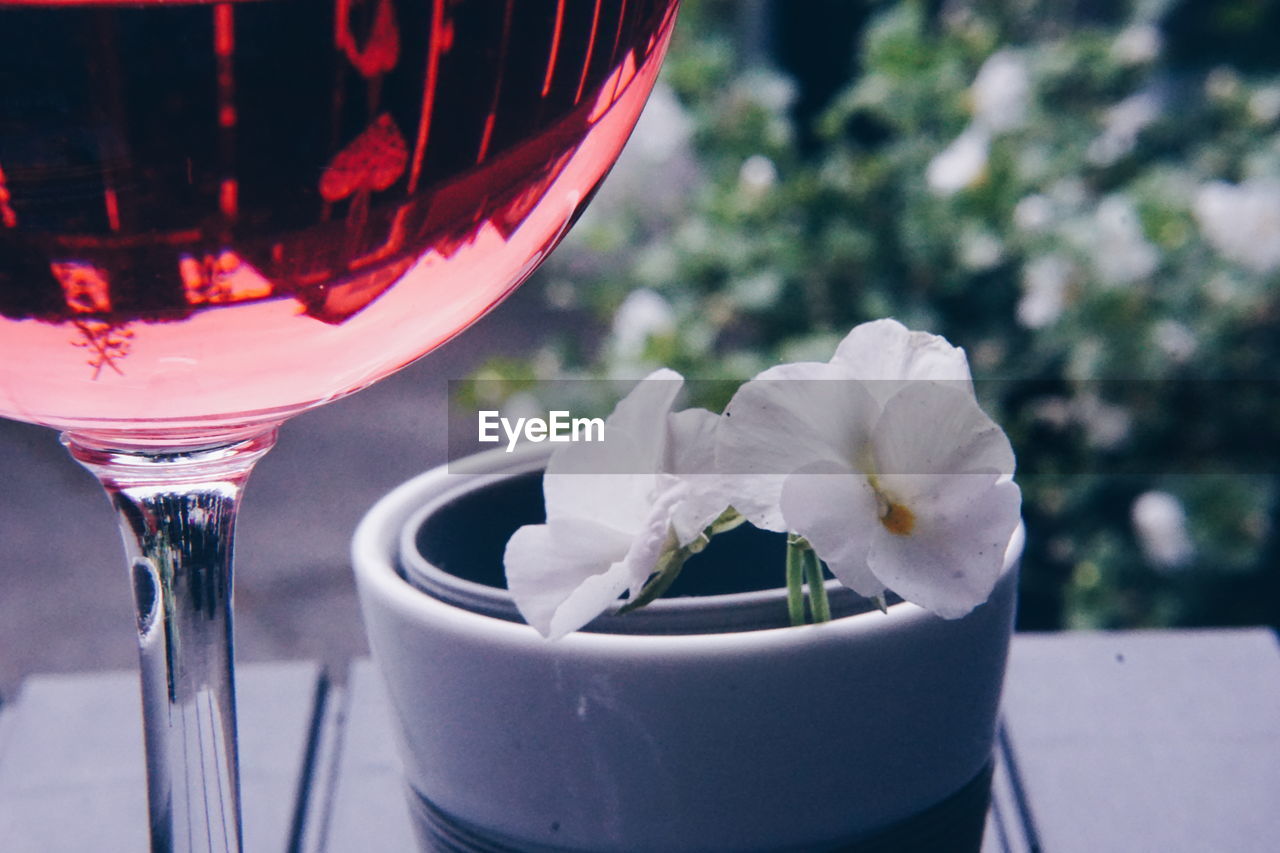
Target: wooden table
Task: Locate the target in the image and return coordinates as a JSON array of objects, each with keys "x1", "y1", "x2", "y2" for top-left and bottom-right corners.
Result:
[{"x1": 1, "y1": 629, "x2": 1277, "y2": 852}]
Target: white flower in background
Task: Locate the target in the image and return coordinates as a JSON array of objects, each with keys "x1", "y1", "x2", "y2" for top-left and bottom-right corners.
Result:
[
  {"x1": 1131, "y1": 491, "x2": 1195, "y2": 570},
  {"x1": 927, "y1": 51, "x2": 1031, "y2": 197},
  {"x1": 1088, "y1": 88, "x2": 1163, "y2": 166},
  {"x1": 927, "y1": 126, "x2": 990, "y2": 196},
  {"x1": 1090, "y1": 196, "x2": 1159, "y2": 285},
  {"x1": 583, "y1": 82, "x2": 699, "y2": 226},
  {"x1": 1205, "y1": 67, "x2": 1242, "y2": 102},
  {"x1": 732, "y1": 70, "x2": 797, "y2": 149},
  {"x1": 502, "y1": 392, "x2": 547, "y2": 430},
  {"x1": 1049, "y1": 177, "x2": 1088, "y2": 209},
  {"x1": 971, "y1": 50, "x2": 1031, "y2": 133},
  {"x1": 959, "y1": 229, "x2": 1004, "y2": 272},
  {"x1": 625, "y1": 81, "x2": 694, "y2": 164},
  {"x1": 1112, "y1": 25, "x2": 1161, "y2": 66},
  {"x1": 1017, "y1": 255, "x2": 1074, "y2": 329},
  {"x1": 737, "y1": 68, "x2": 797, "y2": 114},
  {"x1": 504, "y1": 370, "x2": 725, "y2": 639},
  {"x1": 609, "y1": 288, "x2": 675, "y2": 368},
  {"x1": 1194, "y1": 179, "x2": 1280, "y2": 274},
  {"x1": 738, "y1": 154, "x2": 779, "y2": 201},
  {"x1": 717, "y1": 320, "x2": 1020, "y2": 619},
  {"x1": 1248, "y1": 85, "x2": 1280, "y2": 124},
  {"x1": 1153, "y1": 320, "x2": 1197, "y2": 364},
  {"x1": 1075, "y1": 393, "x2": 1131, "y2": 450},
  {"x1": 1013, "y1": 194, "x2": 1055, "y2": 232}
]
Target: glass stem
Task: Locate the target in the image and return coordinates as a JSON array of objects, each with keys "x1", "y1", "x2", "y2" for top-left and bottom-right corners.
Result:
[{"x1": 64, "y1": 429, "x2": 278, "y2": 853}]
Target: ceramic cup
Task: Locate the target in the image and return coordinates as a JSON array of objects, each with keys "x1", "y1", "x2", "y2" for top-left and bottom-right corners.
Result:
[{"x1": 352, "y1": 445, "x2": 1022, "y2": 852}]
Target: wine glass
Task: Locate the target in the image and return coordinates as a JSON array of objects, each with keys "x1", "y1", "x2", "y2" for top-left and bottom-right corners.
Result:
[{"x1": 0, "y1": 1, "x2": 679, "y2": 850}]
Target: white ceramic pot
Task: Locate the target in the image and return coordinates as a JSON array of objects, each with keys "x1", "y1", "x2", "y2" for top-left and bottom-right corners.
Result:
[{"x1": 352, "y1": 446, "x2": 1022, "y2": 853}]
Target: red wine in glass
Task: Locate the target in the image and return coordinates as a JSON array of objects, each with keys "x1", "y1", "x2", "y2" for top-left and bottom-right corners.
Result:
[
  {"x1": 0, "y1": 0, "x2": 677, "y2": 437},
  {"x1": 0, "y1": 2, "x2": 679, "y2": 850}
]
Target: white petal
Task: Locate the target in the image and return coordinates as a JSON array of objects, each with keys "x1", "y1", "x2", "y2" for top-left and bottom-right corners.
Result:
[
  {"x1": 868, "y1": 478, "x2": 1021, "y2": 618},
  {"x1": 870, "y1": 382, "x2": 1014, "y2": 478},
  {"x1": 504, "y1": 519, "x2": 635, "y2": 638},
  {"x1": 543, "y1": 431, "x2": 657, "y2": 534},
  {"x1": 711, "y1": 473, "x2": 788, "y2": 532},
  {"x1": 616, "y1": 490, "x2": 682, "y2": 598},
  {"x1": 665, "y1": 408, "x2": 733, "y2": 544},
  {"x1": 830, "y1": 319, "x2": 974, "y2": 404},
  {"x1": 666, "y1": 407, "x2": 719, "y2": 475},
  {"x1": 717, "y1": 362, "x2": 879, "y2": 531},
  {"x1": 779, "y1": 461, "x2": 885, "y2": 598},
  {"x1": 604, "y1": 367, "x2": 685, "y2": 470},
  {"x1": 541, "y1": 369, "x2": 686, "y2": 531}
]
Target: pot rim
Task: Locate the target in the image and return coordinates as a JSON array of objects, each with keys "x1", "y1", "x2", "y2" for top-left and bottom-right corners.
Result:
[{"x1": 353, "y1": 444, "x2": 1024, "y2": 648}]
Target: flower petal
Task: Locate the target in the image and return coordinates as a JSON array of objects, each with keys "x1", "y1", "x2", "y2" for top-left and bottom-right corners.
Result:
[
  {"x1": 604, "y1": 367, "x2": 685, "y2": 470},
  {"x1": 541, "y1": 369, "x2": 687, "y2": 534},
  {"x1": 543, "y1": 434, "x2": 657, "y2": 534},
  {"x1": 666, "y1": 406, "x2": 718, "y2": 475},
  {"x1": 717, "y1": 362, "x2": 878, "y2": 530},
  {"x1": 830, "y1": 319, "x2": 974, "y2": 405},
  {"x1": 665, "y1": 408, "x2": 731, "y2": 545},
  {"x1": 779, "y1": 460, "x2": 885, "y2": 598},
  {"x1": 504, "y1": 518, "x2": 636, "y2": 638},
  {"x1": 871, "y1": 382, "x2": 1015, "y2": 478},
  {"x1": 867, "y1": 478, "x2": 1021, "y2": 618}
]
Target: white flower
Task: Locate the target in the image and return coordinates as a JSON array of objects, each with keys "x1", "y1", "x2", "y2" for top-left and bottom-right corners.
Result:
[
  {"x1": 738, "y1": 154, "x2": 779, "y2": 201},
  {"x1": 737, "y1": 69, "x2": 796, "y2": 114},
  {"x1": 1248, "y1": 85, "x2": 1280, "y2": 124},
  {"x1": 1194, "y1": 180, "x2": 1280, "y2": 274},
  {"x1": 1153, "y1": 320, "x2": 1197, "y2": 364},
  {"x1": 922, "y1": 50, "x2": 1029, "y2": 197},
  {"x1": 1206, "y1": 67, "x2": 1242, "y2": 102},
  {"x1": 1112, "y1": 25, "x2": 1161, "y2": 66},
  {"x1": 959, "y1": 229, "x2": 1004, "y2": 271},
  {"x1": 717, "y1": 320, "x2": 974, "y2": 532},
  {"x1": 609, "y1": 288, "x2": 675, "y2": 367},
  {"x1": 717, "y1": 320, "x2": 1020, "y2": 619},
  {"x1": 1018, "y1": 255, "x2": 1074, "y2": 329},
  {"x1": 625, "y1": 81, "x2": 694, "y2": 164},
  {"x1": 583, "y1": 82, "x2": 700, "y2": 226},
  {"x1": 927, "y1": 127, "x2": 989, "y2": 196},
  {"x1": 971, "y1": 50, "x2": 1031, "y2": 133},
  {"x1": 1131, "y1": 491, "x2": 1194, "y2": 571},
  {"x1": 1090, "y1": 196, "x2": 1159, "y2": 285},
  {"x1": 1013, "y1": 194, "x2": 1055, "y2": 232},
  {"x1": 1074, "y1": 393, "x2": 1131, "y2": 450},
  {"x1": 504, "y1": 370, "x2": 725, "y2": 638},
  {"x1": 1087, "y1": 88, "x2": 1163, "y2": 167}
]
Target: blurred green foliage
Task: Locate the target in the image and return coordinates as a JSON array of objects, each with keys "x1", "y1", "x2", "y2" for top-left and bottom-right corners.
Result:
[{"x1": 480, "y1": 0, "x2": 1280, "y2": 631}]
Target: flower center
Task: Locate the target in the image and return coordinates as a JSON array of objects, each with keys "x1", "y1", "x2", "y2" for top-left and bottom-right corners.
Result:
[
  {"x1": 879, "y1": 500, "x2": 916, "y2": 536},
  {"x1": 865, "y1": 465, "x2": 917, "y2": 537}
]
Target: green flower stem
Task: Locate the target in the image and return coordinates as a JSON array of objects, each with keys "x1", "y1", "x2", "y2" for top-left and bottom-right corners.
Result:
[
  {"x1": 706, "y1": 507, "x2": 747, "y2": 537},
  {"x1": 785, "y1": 535, "x2": 807, "y2": 626},
  {"x1": 618, "y1": 508, "x2": 750, "y2": 617},
  {"x1": 803, "y1": 547, "x2": 831, "y2": 623}
]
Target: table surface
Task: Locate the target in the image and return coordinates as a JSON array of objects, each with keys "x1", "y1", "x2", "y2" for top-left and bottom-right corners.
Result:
[{"x1": 1, "y1": 628, "x2": 1277, "y2": 852}]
